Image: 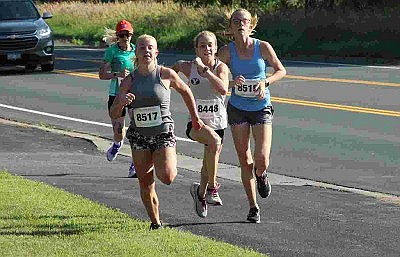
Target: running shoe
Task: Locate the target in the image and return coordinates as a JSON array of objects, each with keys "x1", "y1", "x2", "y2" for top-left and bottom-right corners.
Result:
[
  {"x1": 106, "y1": 141, "x2": 122, "y2": 162},
  {"x1": 205, "y1": 183, "x2": 223, "y2": 206},
  {"x1": 189, "y1": 182, "x2": 207, "y2": 218},
  {"x1": 128, "y1": 160, "x2": 137, "y2": 178},
  {"x1": 255, "y1": 169, "x2": 271, "y2": 198},
  {"x1": 247, "y1": 206, "x2": 260, "y2": 223},
  {"x1": 149, "y1": 222, "x2": 163, "y2": 230}
]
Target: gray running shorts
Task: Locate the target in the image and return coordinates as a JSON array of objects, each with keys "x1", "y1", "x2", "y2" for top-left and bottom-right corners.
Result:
[{"x1": 227, "y1": 102, "x2": 274, "y2": 126}]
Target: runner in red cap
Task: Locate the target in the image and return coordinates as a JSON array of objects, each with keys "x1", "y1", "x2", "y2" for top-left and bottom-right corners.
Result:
[{"x1": 99, "y1": 20, "x2": 137, "y2": 178}]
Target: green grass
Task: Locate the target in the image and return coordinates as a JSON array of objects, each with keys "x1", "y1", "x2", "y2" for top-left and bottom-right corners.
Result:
[{"x1": 0, "y1": 171, "x2": 265, "y2": 257}]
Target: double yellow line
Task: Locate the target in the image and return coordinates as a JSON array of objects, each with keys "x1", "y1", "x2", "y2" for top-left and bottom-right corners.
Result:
[
  {"x1": 55, "y1": 69, "x2": 400, "y2": 118},
  {"x1": 272, "y1": 97, "x2": 400, "y2": 117},
  {"x1": 284, "y1": 74, "x2": 400, "y2": 88}
]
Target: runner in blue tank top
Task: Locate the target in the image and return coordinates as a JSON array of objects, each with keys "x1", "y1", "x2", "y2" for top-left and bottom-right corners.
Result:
[
  {"x1": 172, "y1": 31, "x2": 229, "y2": 218},
  {"x1": 98, "y1": 20, "x2": 137, "y2": 178},
  {"x1": 219, "y1": 8, "x2": 286, "y2": 223},
  {"x1": 110, "y1": 35, "x2": 203, "y2": 230}
]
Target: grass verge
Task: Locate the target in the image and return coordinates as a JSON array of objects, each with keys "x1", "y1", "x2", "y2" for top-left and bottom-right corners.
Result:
[{"x1": 0, "y1": 171, "x2": 265, "y2": 257}]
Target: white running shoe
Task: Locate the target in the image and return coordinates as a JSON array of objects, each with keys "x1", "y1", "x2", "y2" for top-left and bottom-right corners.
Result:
[
  {"x1": 205, "y1": 183, "x2": 223, "y2": 206},
  {"x1": 128, "y1": 160, "x2": 137, "y2": 178},
  {"x1": 106, "y1": 141, "x2": 122, "y2": 162},
  {"x1": 189, "y1": 182, "x2": 207, "y2": 218}
]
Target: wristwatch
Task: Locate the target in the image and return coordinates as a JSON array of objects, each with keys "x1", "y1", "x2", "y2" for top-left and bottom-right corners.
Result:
[
  {"x1": 202, "y1": 66, "x2": 210, "y2": 74},
  {"x1": 265, "y1": 79, "x2": 270, "y2": 87}
]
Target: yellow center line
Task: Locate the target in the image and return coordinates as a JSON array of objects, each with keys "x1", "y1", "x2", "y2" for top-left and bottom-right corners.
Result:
[
  {"x1": 56, "y1": 69, "x2": 99, "y2": 78},
  {"x1": 55, "y1": 69, "x2": 400, "y2": 118},
  {"x1": 56, "y1": 57, "x2": 400, "y2": 87},
  {"x1": 272, "y1": 97, "x2": 400, "y2": 117},
  {"x1": 283, "y1": 74, "x2": 400, "y2": 87},
  {"x1": 57, "y1": 57, "x2": 103, "y2": 64}
]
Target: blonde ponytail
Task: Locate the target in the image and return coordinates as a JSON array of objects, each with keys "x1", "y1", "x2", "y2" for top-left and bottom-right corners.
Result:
[{"x1": 102, "y1": 27, "x2": 118, "y2": 45}]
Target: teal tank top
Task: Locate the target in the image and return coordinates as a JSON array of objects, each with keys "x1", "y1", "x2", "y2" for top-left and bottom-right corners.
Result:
[{"x1": 103, "y1": 43, "x2": 136, "y2": 96}]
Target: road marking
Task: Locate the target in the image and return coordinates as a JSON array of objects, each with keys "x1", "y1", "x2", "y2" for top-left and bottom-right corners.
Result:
[
  {"x1": 272, "y1": 97, "x2": 400, "y2": 117},
  {"x1": 54, "y1": 69, "x2": 399, "y2": 117},
  {"x1": 57, "y1": 57, "x2": 103, "y2": 64},
  {"x1": 283, "y1": 74, "x2": 400, "y2": 87},
  {"x1": 0, "y1": 103, "x2": 195, "y2": 143},
  {"x1": 56, "y1": 57, "x2": 400, "y2": 87}
]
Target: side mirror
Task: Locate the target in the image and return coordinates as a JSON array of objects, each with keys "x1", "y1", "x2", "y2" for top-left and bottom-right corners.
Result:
[{"x1": 42, "y1": 12, "x2": 53, "y2": 19}]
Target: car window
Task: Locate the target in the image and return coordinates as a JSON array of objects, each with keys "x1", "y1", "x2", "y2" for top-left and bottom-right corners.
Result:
[{"x1": 0, "y1": 1, "x2": 40, "y2": 21}]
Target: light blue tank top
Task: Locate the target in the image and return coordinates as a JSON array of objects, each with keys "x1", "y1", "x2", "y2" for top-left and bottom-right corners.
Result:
[{"x1": 228, "y1": 38, "x2": 271, "y2": 111}]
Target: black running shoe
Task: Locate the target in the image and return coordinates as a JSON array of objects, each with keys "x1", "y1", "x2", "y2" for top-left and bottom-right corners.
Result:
[
  {"x1": 149, "y1": 222, "x2": 163, "y2": 230},
  {"x1": 255, "y1": 169, "x2": 271, "y2": 198},
  {"x1": 247, "y1": 206, "x2": 260, "y2": 223}
]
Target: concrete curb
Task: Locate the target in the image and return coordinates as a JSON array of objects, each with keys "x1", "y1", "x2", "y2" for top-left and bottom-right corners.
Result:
[{"x1": 2, "y1": 118, "x2": 399, "y2": 205}]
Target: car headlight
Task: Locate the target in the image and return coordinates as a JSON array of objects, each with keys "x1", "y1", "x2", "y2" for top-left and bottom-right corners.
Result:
[{"x1": 37, "y1": 27, "x2": 51, "y2": 38}]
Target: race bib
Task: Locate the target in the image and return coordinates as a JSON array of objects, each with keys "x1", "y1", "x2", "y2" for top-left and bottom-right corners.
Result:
[
  {"x1": 133, "y1": 106, "x2": 162, "y2": 127},
  {"x1": 235, "y1": 79, "x2": 259, "y2": 98},
  {"x1": 196, "y1": 99, "x2": 223, "y2": 120}
]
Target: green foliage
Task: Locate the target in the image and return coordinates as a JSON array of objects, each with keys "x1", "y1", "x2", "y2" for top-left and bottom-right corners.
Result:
[{"x1": 38, "y1": 1, "x2": 399, "y2": 62}]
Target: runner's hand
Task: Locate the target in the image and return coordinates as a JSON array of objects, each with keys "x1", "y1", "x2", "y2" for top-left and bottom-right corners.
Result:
[
  {"x1": 121, "y1": 93, "x2": 135, "y2": 106},
  {"x1": 234, "y1": 75, "x2": 245, "y2": 86},
  {"x1": 192, "y1": 57, "x2": 204, "y2": 67},
  {"x1": 119, "y1": 69, "x2": 130, "y2": 78},
  {"x1": 192, "y1": 117, "x2": 204, "y2": 131},
  {"x1": 255, "y1": 80, "x2": 266, "y2": 99}
]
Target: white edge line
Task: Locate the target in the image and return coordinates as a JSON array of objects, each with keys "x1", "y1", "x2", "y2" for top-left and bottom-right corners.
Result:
[{"x1": 0, "y1": 103, "x2": 195, "y2": 143}]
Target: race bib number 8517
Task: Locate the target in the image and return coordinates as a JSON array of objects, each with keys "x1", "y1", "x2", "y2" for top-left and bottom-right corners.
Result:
[{"x1": 134, "y1": 106, "x2": 162, "y2": 127}]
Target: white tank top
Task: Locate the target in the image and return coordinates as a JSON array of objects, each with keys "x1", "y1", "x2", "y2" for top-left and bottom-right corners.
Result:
[{"x1": 188, "y1": 59, "x2": 227, "y2": 130}]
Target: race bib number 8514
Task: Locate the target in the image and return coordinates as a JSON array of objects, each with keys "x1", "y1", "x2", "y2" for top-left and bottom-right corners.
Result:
[{"x1": 235, "y1": 79, "x2": 259, "y2": 98}]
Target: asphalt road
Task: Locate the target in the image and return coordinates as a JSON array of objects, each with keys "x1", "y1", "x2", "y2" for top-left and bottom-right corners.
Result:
[
  {"x1": 1, "y1": 46, "x2": 400, "y2": 256},
  {"x1": 0, "y1": 47, "x2": 399, "y2": 195}
]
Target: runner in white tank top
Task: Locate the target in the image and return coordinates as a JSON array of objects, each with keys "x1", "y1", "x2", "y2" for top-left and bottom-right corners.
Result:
[{"x1": 172, "y1": 31, "x2": 229, "y2": 218}]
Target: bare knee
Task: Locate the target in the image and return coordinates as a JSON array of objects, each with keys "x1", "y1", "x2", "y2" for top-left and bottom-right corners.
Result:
[
  {"x1": 156, "y1": 168, "x2": 177, "y2": 185},
  {"x1": 207, "y1": 135, "x2": 221, "y2": 153}
]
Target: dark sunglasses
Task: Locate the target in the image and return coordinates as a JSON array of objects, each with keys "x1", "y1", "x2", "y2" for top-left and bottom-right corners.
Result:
[{"x1": 118, "y1": 33, "x2": 132, "y2": 38}]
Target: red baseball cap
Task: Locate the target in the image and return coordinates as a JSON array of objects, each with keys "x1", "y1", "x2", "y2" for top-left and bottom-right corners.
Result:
[{"x1": 116, "y1": 20, "x2": 133, "y2": 33}]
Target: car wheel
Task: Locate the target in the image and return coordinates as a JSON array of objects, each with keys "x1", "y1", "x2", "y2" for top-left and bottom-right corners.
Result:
[
  {"x1": 25, "y1": 64, "x2": 37, "y2": 72},
  {"x1": 41, "y1": 63, "x2": 54, "y2": 72}
]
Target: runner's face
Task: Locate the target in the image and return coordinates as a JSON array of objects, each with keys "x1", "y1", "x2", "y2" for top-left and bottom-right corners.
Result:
[
  {"x1": 230, "y1": 11, "x2": 252, "y2": 36},
  {"x1": 195, "y1": 35, "x2": 216, "y2": 60},
  {"x1": 117, "y1": 30, "x2": 132, "y2": 44},
  {"x1": 136, "y1": 37, "x2": 158, "y2": 64}
]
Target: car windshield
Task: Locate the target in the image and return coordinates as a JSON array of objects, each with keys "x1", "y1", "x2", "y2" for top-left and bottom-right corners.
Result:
[{"x1": 0, "y1": 1, "x2": 40, "y2": 21}]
